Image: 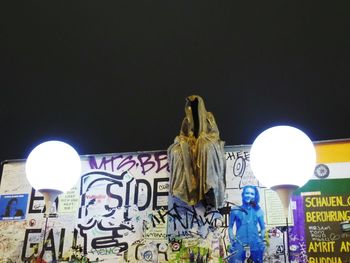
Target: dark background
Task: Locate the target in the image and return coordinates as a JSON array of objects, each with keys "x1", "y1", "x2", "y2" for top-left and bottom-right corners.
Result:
[{"x1": 1, "y1": 2, "x2": 350, "y2": 166}]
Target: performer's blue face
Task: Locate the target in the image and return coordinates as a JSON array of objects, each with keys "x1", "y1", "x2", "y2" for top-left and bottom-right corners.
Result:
[{"x1": 243, "y1": 187, "x2": 255, "y2": 204}]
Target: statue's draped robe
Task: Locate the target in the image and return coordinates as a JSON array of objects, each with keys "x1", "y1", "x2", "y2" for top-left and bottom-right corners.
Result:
[{"x1": 168, "y1": 95, "x2": 226, "y2": 208}]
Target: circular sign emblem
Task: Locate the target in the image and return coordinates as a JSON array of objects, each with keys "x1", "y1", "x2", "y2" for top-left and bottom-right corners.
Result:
[
  {"x1": 171, "y1": 242, "x2": 180, "y2": 251},
  {"x1": 158, "y1": 243, "x2": 167, "y2": 252},
  {"x1": 143, "y1": 250, "x2": 153, "y2": 261},
  {"x1": 314, "y1": 164, "x2": 330, "y2": 179}
]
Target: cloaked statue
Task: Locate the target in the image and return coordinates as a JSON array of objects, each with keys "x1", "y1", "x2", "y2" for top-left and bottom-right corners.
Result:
[{"x1": 168, "y1": 95, "x2": 226, "y2": 208}]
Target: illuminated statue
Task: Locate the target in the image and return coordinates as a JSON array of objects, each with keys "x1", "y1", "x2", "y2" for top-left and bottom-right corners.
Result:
[
  {"x1": 228, "y1": 185, "x2": 266, "y2": 263},
  {"x1": 168, "y1": 95, "x2": 226, "y2": 208}
]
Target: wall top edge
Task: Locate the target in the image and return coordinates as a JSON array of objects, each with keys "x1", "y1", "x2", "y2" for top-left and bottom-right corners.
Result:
[{"x1": 2, "y1": 138, "x2": 350, "y2": 166}]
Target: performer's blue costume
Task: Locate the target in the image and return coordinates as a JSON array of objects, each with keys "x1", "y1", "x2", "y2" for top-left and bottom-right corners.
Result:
[{"x1": 228, "y1": 186, "x2": 265, "y2": 263}]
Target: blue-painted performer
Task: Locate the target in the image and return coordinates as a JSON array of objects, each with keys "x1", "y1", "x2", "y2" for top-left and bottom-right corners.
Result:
[{"x1": 228, "y1": 185, "x2": 265, "y2": 263}]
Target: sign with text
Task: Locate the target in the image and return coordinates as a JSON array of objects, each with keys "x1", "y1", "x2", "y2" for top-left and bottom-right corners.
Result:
[{"x1": 304, "y1": 194, "x2": 350, "y2": 262}]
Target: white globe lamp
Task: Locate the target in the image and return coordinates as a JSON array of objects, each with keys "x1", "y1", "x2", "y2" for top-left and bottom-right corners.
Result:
[
  {"x1": 26, "y1": 140, "x2": 81, "y2": 217},
  {"x1": 250, "y1": 125, "x2": 316, "y2": 217}
]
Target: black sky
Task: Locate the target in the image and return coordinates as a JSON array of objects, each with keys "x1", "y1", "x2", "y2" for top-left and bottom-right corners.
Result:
[{"x1": 1, "y1": 1, "x2": 350, "y2": 166}]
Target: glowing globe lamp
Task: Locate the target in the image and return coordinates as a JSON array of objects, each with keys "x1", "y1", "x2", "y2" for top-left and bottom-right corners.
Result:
[
  {"x1": 250, "y1": 126, "x2": 316, "y2": 216},
  {"x1": 26, "y1": 141, "x2": 81, "y2": 217}
]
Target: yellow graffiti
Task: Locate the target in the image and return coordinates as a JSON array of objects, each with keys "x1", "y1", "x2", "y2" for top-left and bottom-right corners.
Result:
[
  {"x1": 340, "y1": 241, "x2": 350, "y2": 252},
  {"x1": 306, "y1": 210, "x2": 350, "y2": 222},
  {"x1": 308, "y1": 257, "x2": 342, "y2": 263},
  {"x1": 305, "y1": 196, "x2": 349, "y2": 208},
  {"x1": 308, "y1": 241, "x2": 335, "y2": 253}
]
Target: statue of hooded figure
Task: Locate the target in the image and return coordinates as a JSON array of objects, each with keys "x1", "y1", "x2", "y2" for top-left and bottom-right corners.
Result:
[{"x1": 168, "y1": 95, "x2": 226, "y2": 208}]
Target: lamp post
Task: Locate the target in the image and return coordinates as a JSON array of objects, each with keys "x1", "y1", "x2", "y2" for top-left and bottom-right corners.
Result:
[
  {"x1": 25, "y1": 140, "x2": 81, "y2": 261},
  {"x1": 250, "y1": 125, "x2": 316, "y2": 262}
]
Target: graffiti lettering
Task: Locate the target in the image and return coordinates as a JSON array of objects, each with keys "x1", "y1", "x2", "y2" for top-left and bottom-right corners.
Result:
[
  {"x1": 134, "y1": 242, "x2": 169, "y2": 262},
  {"x1": 226, "y1": 151, "x2": 250, "y2": 161},
  {"x1": 88, "y1": 152, "x2": 168, "y2": 175},
  {"x1": 28, "y1": 188, "x2": 58, "y2": 214},
  {"x1": 145, "y1": 232, "x2": 167, "y2": 239},
  {"x1": 79, "y1": 172, "x2": 169, "y2": 219},
  {"x1": 78, "y1": 171, "x2": 169, "y2": 255},
  {"x1": 226, "y1": 151, "x2": 260, "y2": 189},
  {"x1": 138, "y1": 154, "x2": 155, "y2": 175},
  {"x1": 88, "y1": 247, "x2": 120, "y2": 256},
  {"x1": 78, "y1": 221, "x2": 134, "y2": 254},
  {"x1": 89, "y1": 155, "x2": 135, "y2": 172},
  {"x1": 153, "y1": 203, "x2": 221, "y2": 233},
  {"x1": 135, "y1": 179, "x2": 152, "y2": 211},
  {"x1": 22, "y1": 228, "x2": 69, "y2": 262},
  {"x1": 153, "y1": 178, "x2": 169, "y2": 210}
]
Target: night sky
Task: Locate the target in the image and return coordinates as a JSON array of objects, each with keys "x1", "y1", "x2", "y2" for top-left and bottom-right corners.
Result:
[{"x1": 1, "y1": 2, "x2": 350, "y2": 167}]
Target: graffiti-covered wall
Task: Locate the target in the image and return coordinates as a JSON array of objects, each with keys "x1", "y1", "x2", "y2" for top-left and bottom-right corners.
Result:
[{"x1": 0, "y1": 141, "x2": 350, "y2": 262}]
